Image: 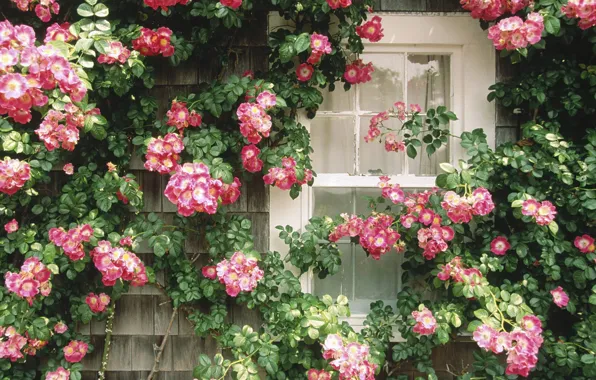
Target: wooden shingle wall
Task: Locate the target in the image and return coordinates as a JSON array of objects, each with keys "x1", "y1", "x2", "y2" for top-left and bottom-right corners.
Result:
[{"x1": 79, "y1": 4, "x2": 517, "y2": 379}]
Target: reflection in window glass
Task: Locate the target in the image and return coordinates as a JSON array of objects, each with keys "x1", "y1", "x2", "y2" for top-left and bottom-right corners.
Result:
[
  {"x1": 407, "y1": 55, "x2": 451, "y2": 112},
  {"x1": 311, "y1": 117, "x2": 355, "y2": 174},
  {"x1": 359, "y1": 53, "x2": 405, "y2": 112}
]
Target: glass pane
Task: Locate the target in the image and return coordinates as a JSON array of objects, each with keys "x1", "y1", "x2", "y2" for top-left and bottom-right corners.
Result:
[
  {"x1": 313, "y1": 188, "x2": 354, "y2": 217},
  {"x1": 311, "y1": 117, "x2": 355, "y2": 174},
  {"x1": 407, "y1": 55, "x2": 451, "y2": 112},
  {"x1": 359, "y1": 53, "x2": 405, "y2": 112},
  {"x1": 314, "y1": 244, "x2": 353, "y2": 301},
  {"x1": 355, "y1": 189, "x2": 380, "y2": 215},
  {"x1": 352, "y1": 246, "x2": 401, "y2": 314},
  {"x1": 408, "y1": 142, "x2": 449, "y2": 176},
  {"x1": 319, "y1": 87, "x2": 353, "y2": 112},
  {"x1": 359, "y1": 117, "x2": 404, "y2": 175}
]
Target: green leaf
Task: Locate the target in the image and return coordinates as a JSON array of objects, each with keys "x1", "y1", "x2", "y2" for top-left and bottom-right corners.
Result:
[
  {"x1": 439, "y1": 163, "x2": 456, "y2": 173},
  {"x1": 77, "y1": 3, "x2": 94, "y2": 17},
  {"x1": 544, "y1": 15, "x2": 560, "y2": 35},
  {"x1": 278, "y1": 43, "x2": 295, "y2": 63},
  {"x1": 406, "y1": 145, "x2": 417, "y2": 159},
  {"x1": 294, "y1": 33, "x2": 310, "y2": 53},
  {"x1": 93, "y1": 3, "x2": 109, "y2": 17}
]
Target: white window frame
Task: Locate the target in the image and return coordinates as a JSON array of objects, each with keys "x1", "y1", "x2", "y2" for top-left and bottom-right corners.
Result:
[{"x1": 269, "y1": 14, "x2": 495, "y2": 333}]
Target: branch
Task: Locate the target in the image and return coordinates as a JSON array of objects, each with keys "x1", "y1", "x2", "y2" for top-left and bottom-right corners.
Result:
[
  {"x1": 98, "y1": 304, "x2": 116, "y2": 380},
  {"x1": 147, "y1": 307, "x2": 179, "y2": 380}
]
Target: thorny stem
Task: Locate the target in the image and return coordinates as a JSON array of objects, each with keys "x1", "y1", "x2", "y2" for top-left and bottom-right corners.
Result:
[
  {"x1": 98, "y1": 304, "x2": 116, "y2": 380},
  {"x1": 147, "y1": 307, "x2": 179, "y2": 380}
]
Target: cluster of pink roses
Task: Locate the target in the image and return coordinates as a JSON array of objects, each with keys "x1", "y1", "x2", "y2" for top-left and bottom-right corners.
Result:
[
  {"x1": 241, "y1": 144, "x2": 263, "y2": 173},
  {"x1": 306, "y1": 369, "x2": 331, "y2": 380},
  {"x1": 437, "y1": 256, "x2": 484, "y2": 289},
  {"x1": 575, "y1": 234, "x2": 595, "y2": 254},
  {"x1": 412, "y1": 305, "x2": 437, "y2": 335},
  {"x1": 321, "y1": 334, "x2": 376, "y2": 380},
  {"x1": 0, "y1": 21, "x2": 87, "y2": 125},
  {"x1": 356, "y1": 16, "x2": 384, "y2": 42},
  {"x1": 132, "y1": 27, "x2": 175, "y2": 57},
  {"x1": 45, "y1": 23, "x2": 75, "y2": 43},
  {"x1": 473, "y1": 315, "x2": 543, "y2": 377},
  {"x1": 441, "y1": 188, "x2": 495, "y2": 224},
  {"x1": 164, "y1": 162, "x2": 241, "y2": 216},
  {"x1": 329, "y1": 213, "x2": 400, "y2": 260},
  {"x1": 36, "y1": 104, "x2": 100, "y2": 152},
  {"x1": 144, "y1": 133, "x2": 184, "y2": 174},
  {"x1": 144, "y1": 0, "x2": 189, "y2": 11},
  {"x1": 308, "y1": 33, "x2": 332, "y2": 65},
  {"x1": 490, "y1": 236, "x2": 511, "y2": 256},
  {"x1": 220, "y1": 0, "x2": 242, "y2": 9},
  {"x1": 0, "y1": 326, "x2": 28, "y2": 362},
  {"x1": 521, "y1": 199, "x2": 557, "y2": 226},
  {"x1": 460, "y1": 0, "x2": 531, "y2": 21},
  {"x1": 237, "y1": 91, "x2": 276, "y2": 144},
  {"x1": 10, "y1": 0, "x2": 60, "y2": 22},
  {"x1": 326, "y1": 0, "x2": 352, "y2": 10},
  {"x1": 344, "y1": 59, "x2": 374, "y2": 84},
  {"x1": 91, "y1": 240, "x2": 148, "y2": 287},
  {"x1": 45, "y1": 367, "x2": 70, "y2": 380},
  {"x1": 85, "y1": 292, "x2": 111, "y2": 313},
  {"x1": 562, "y1": 0, "x2": 596, "y2": 30},
  {"x1": 203, "y1": 252, "x2": 264, "y2": 297},
  {"x1": 98, "y1": 41, "x2": 131, "y2": 65},
  {"x1": 0, "y1": 158, "x2": 31, "y2": 195},
  {"x1": 5, "y1": 257, "x2": 52, "y2": 305},
  {"x1": 63, "y1": 340, "x2": 88, "y2": 363},
  {"x1": 166, "y1": 101, "x2": 202, "y2": 132},
  {"x1": 488, "y1": 13, "x2": 544, "y2": 51},
  {"x1": 263, "y1": 157, "x2": 313, "y2": 190},
  {"x1": 417, "y1": 224, "x2": 455, "y2": 260},
  {"x1": 49, "y1": 224, "x2": 93, "y2": 261}
]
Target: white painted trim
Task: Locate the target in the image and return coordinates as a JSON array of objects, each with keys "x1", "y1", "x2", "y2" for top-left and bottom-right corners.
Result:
[{"x1": 268, "y1": 14, "x2": 495, "y2": 339}]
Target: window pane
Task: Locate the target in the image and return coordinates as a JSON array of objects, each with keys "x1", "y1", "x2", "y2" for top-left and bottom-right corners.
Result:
[
  {"x1": 311, "y1": 117, "x2": 355, "y2": 174},
  {"x1": 359, "y1": 53, "x2": 405, "y2": 112},
  {"x1": 313, "y1": 188, "x2": 354, "y2": 217},
  {"x1": 319, "y1": 87, "x2": 354, "y2": 112},
  {"x1": 355, "y1": 188, "x2": 380, "y2": 215},
  {"x1": 407, "y1": 55, "x2": 451, "y2": 112},
  {"x1": 313, "y1": 244, "x2": 353, "y2": 301},
  {"x1": 352, "y1": 246, "x2": 401, "y2": 314},
  {"x1": 359, "y1": 117, "x2": 404, "y2": 175},
  {"x1": 407, "y1": 142, "x2": 448, "y2": 176}
]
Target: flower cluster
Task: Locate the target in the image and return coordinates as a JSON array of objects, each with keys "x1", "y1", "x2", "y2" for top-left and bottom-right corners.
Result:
[
  {"x1": 10, "y1": 0, "x2": 60, "y2": 22},
  {"x1": 306, "y1": 369, "x2": 331, "y2": 380},
  {"x1": 164, "y1": 162, "x2": 241, "y2": 216},
  {"x1": 209, "y1": 252, "x2": 264, "y2": 297},
  {"x1": 63, "y1": 340, "x2": 88, "y2": 363},
  {"x1": 326, "y1": 0, "x2": 352, "y2": 10},
  {"x1": 132, "y1": 27, "x2": 175, "y2": 57},
  {"x1": 412, "y1": 305, "x2": 437, "y2": 335},
  {"x1": 91, "y1": 240, "x2": 148, "y2": 287},
  {"x1": 356, "y1": 16, "x2": 384, "y2": 42},
  {"x1": 45, "y1": 23, "x2": 75, "y2": 43},
  {"x1": 417, "y1": 224, "x2": 455, "y2": 260},
  {"x1": 551, "y1": 286, "x2": 569, "y2": 308},
  {"x1": 4, "y1": 219, "x2": 18, "y2": 233},
  {"x1": 490, "y1": 236, "x2": 510, "y2": 256},
  {"x1": 460, "y1": 0, "x2": 532, "y2": 21},
  {"x1": 344, "y1": 59, "x2": 374, "y2": 84},
  {"x1": 562, "y1": 0, "x2": 596, "y2": 30},
  {"x1": 0, "y1": 326, "x2": 27, "y2": 362},
  {"x1": 363, "y1": 102, "x2": 420, "y2": 150},
  {"x1": 378, "y1": 176, "x2": 405, "y2": 204},
  {"x1": 143, "y1": 0, "x2": 189, "y2": 11},
  {"x1": 0, "y1": 22, "x2": 87, "y2": 124},
  {"x1": 441, "y1": 188, "x2": 495, "y2": 224},
  {"x1": 49, "y1": 224, "x2": 93, "y2": 261},
  {"x1": 237, "y1": 91, "x2": 276, "y2": 143},
  {"x1": 36, "y1": 104, "x2": 99, "y2": 151},
  {"x1": 263, "y1": 157, "x2": 313, "y2": 190},
  {"x1": 98, "y1": 41, "x2": 131, "y2": 65},
  {"x1": 85, "y1": 292, "x2": 111, "y2": 313},
  {"x1": 437, "y1": 256, "x2": 484, "y2": 287},
  {"x1": 45, "y1": 367, "x2": 70, "y2": 380},
  {"x1": 473, "y1": 315, "x2": 543, "y2": 377},
  {"x1": 521, "y1": 199, "x2": 557, "y2": 226},
  {"x1": 166, "y1": 101, "x2": 202, "y2": 133},
  {"x1": 241, "y1": 144, "x2": 263, "y2": 173},
  {"x1": 321, "y1": 334, "x2": 376, "y2": 380},
  {"x1": 221, "y1": 0, "x2": 242, "y2": 9},
  {"x1": 487, "y1": 13, "x2": 544, "y2": 51},
  {"x1": 308, "y1": 33, "x2": 332, "y2": 65},
  {"x1": 575, "y1": 234, "x2": 595, "y2": 254},
  {"x1": 5, "y1": 257, "x2": 52, "y2": 305},
  {"x1": 144, "y1": 133, "x2": 184, "y2": 174}
]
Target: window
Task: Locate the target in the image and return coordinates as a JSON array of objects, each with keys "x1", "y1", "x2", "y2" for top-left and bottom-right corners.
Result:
[{"x1": 269, "y1": 14, "x2": 496, "y2": 331}]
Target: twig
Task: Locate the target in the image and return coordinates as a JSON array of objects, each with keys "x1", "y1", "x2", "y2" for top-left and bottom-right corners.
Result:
[
  {"x1": 147, "y1": 307, "x2": 179, "y2": 380},
  {"x1": 98, "y1": 304, "x2": 116, "y2": 380}
]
